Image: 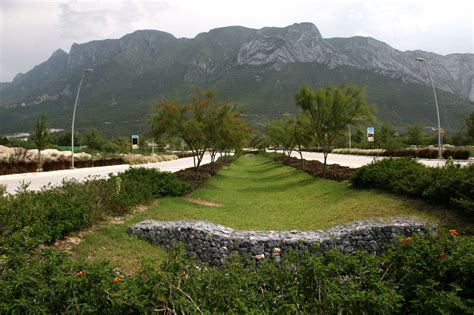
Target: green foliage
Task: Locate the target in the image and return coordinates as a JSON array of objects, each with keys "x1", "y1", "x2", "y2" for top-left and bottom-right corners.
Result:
[
  {"x1": 1, "y1": 235, "x2": 473, "y2": 313},
  {"x1": 32, "y1": 113, "x2": 51, "y2": 158},
  {"x1": 405, "y1": 123, "x2": 424, "y2": 145},
  {"x1": 149, "y1": 89, "x2": 249, "y2": 168},
  {"x1": 1, "y1": 61, "x2": 473, "y2": 137},
  {"x1": 0, "y1": 169, "x2": 189, "y2": 255},
  {"x1": 82, "y1": 128, "x2": 105, "y2": 151},
  {"x1": 466, "y1": 112, "x2": 474, "y2": 140},
  {"x1": 377, "y1": 123, "x2": 401, "y2": 150},
  {"x1": 442, "y1": 149, "x2": 471, "y2": 160},
  {"x1": 116, "y1": 168, "x2": 189, "y2": 207},
  {"x1": 264, "y1": 116, "x2": 297, "y2": 156},
  {"x1": 352, "y1": 127, "x2": 365, "y2": 144},
  {"x1": 295, "y1": 85, "x2": 374, "y2": 168},
  {"x1": 352, "y1": 158, "x2": 474, "y2": 212}
]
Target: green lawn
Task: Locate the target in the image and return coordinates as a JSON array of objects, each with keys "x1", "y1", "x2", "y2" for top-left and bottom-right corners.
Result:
[
  {"x1": 70, "y1": 155, "x2": 441, "y2": 270},
  {"x1": 138, "y1": 155, "x2": 436, "y2": 230}
]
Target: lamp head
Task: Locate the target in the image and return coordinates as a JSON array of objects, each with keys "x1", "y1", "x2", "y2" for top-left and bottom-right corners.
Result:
[
  {"x1": 415, "y1": 58, "x2": 425, "y2": 62},
  {"x1": 84, "y1": 68, "x2": 94, "y2": 73}
]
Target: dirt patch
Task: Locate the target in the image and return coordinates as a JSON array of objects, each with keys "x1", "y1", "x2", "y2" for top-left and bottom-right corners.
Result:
[{"x1": 184, "y1": 196, "x2": 224, "y2": 207}]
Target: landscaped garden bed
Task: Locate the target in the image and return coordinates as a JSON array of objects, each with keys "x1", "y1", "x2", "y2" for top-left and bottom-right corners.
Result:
[
  {"x1": 275, "y1": 155, "x2": 357, "y2": 181},
  {"x1": 1, "y1": 155, "x2": 473, "y2": 313}
]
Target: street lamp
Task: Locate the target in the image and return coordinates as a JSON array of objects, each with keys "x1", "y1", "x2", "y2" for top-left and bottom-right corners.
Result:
[
  {"x1": 415, "y1": 57, "x2": 442, "y2": 158},
  {"x1": 71, "y1": 69, "x2": 93, "y2": 169}
]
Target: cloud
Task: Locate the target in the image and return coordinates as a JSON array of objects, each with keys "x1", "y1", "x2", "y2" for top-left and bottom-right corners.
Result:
[{"x1": 57, "y1": 1, "x2": 170, "y2": 41}]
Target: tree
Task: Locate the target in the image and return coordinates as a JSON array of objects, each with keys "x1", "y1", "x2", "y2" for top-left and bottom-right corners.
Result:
[
  {"x1": 53, "y1": 131, "x2": 80, "y2": 147},
  {"x1": 352, "y1": 128, "x2": 365, "y2": 145},
  {"x1": 82, "y1": 128, "x2": 104, "y2": 151},
  {"x1": 295, "y1": 85, "x2": 373, "y2": 173},
  {"x1": 406, "y1": 124, "x2": 423, "y2": 146},
  {"x1": 293, "y1": 114, "x2": 314, "y2": 170},
  {"x1": 378, "y1": 123, "x2": 400, "y2": 150},
  {"x1": 264, "y1": 116, "x2": 296, "y2": 158},
  {"x1": 149, "y1": 89, "x2": 249, "y2": 175},
  {"x1": 211, "y1": 104, "x2": 250, "y2": 162},
  {"x1": 32, "y1": 113, "x2": 51, "y2": 168},
  {"x1": 466, "y1": 112, "x2": 474, "y2": 141},
  {"x1": 0, "y1": 136, "x2": 9, "y2": 146}
]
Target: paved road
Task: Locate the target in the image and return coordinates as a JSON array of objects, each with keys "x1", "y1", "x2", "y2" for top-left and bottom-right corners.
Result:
[
  {"x1": 0, "y1": 155, "x2": 211, "y2": 194},
  {"x1": 290, "y1": 151, "x2": 472, "y2": 168}
]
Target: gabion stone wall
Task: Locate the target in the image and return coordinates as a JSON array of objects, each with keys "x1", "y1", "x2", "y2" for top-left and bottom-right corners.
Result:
[{"x1": 129, "y1": 218, "x2": 435, "y2": 266}]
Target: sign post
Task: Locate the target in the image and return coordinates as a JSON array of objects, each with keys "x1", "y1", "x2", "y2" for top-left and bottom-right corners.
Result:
[
  {"x1": 131, "y1": 134, "x2": 139, "y2": 150},
  {"x1": 367, "y1": 127, "x2": 375, "y2": 145}
]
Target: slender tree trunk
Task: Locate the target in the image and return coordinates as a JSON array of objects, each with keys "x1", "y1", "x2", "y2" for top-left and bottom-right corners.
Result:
[
  {"x1": 298, "y1": 144, "x2": 304, "y2": 170},
  {"x1": 323, "y1": 150, "x2": 329, "y2": 177},
  {"x1": 37, "y1": 150, "x2": 42, "y2": 172}
]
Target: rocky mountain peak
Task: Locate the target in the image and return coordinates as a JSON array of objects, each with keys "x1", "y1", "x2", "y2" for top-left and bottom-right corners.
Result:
[
  {"x1": 50, "y1": 48, "x2": 68, "y2": 59},
  {"x1": 286, "y1": 22, "x2": 322, "y2": 41},
  {"x1": 237, "y1": 22, "x2": 350, "y2": 69}
]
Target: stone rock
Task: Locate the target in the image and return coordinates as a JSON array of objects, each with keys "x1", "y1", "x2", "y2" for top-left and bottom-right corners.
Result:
[
  {"x1": 128, "y1": 218, "x2": 434, "y2": 266},
  {"x1": 255, "y1": 254, "x2": 265, "y2": 260}
]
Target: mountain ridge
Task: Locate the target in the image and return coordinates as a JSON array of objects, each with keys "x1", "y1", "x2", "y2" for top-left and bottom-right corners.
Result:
[{"x1": 0, "y1": 22, "x2": 473, "y2": 135}]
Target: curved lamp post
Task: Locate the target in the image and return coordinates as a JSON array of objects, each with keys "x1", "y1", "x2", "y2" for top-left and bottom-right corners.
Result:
[
  {"x1": 71, "y1": 69, "x2": 93, "y2": 169},
  {"x1": 415, "y1": 57, "x2": 442, "y2": 158}
]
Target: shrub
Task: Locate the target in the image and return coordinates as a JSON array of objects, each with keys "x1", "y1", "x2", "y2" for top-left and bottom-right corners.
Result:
[
  {"x1": 352, "y1": 158, "x2": 474, "y2": 212},
  {"x1": 417, "y1": 148, "x2": 439, "y2": 159},
  {"x1": 116, "y1": 167, "x2": 189, "y2": 207},
  {"x1": 1, "y1": 234, "x2": 473, "y2": 313},
  {"x1": 443, "y1": 149, "x2": 470, "y2": 160},
  {"x1": 0, "y1": 169, "x2": 189, "y2": 255}
]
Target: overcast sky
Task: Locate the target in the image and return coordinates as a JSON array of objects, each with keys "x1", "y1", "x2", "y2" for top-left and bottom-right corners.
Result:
[{"x1": 1, "y1": 0, "x2": 473, "y2": 82}]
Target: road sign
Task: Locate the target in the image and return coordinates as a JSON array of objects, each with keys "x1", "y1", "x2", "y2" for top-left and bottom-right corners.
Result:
[
  {"x1": 367, "y1": 127, "x2": 375, "y2": 142},
  {"x1": 131, "y1": 134, "x2": 139, "y2": 150}
]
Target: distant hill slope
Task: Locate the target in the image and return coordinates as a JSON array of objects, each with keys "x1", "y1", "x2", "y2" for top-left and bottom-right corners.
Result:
[{"x1": 1, "y1": 23, "x2": 473, "y2": 136}]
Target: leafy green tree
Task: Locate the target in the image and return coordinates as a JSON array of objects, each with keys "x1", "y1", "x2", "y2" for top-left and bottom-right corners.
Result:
[
  {"x1": 210, "y1": 104, "x2": 249, "y2": 162},
  {"x1": 378, "y1": 123, "x2": 401, "y2": 150},
  {"x1": 113, "y1": 137, "x2": 130, "y2": 153},
  {"x1": 466, "y1": 112, "x2": 474, "y2": 141},
  {"x1": 352, "y1": 128, "x2": 365, "y2": 145},
  {"x1": 294, "y1": 114, "x2": 314, "y2": 170},
  {"x1": 265, "y1": 116, "x2": 296, "y2": 157},
  {"x1": 150, "y1": 89, "x2": 248, "y2": 174},
  {"x1": 0, "y1": 136, "x2": 9, "y2": 146},
  {"x1": 53, "y1": 131, "x2": 80, "y2": 147},
  {"x1": 32, "y1": 113, "x2": 51, "y2": 168},
  {"x1": 295, "y1": 85, "x2": 373, "y2": 173},
  {"x1": 406, "y1": 124, "x2": 423, "y2": 146},
  {"x1": 150, "y1": 90, "x2": 213, "y2": 171},
  {"x1": 82, "y1": 128, "x2": 105, "y2": 151}
]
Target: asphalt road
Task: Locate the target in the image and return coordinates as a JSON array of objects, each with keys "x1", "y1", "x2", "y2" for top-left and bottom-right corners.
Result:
[
  {"x1": 0, "y1": 155, "x2": 211, "y2": 194},
  {"x1": 1, "y1": 152, "x2": 471, "y2": 194},
  {"x1": 290, "y1": 151, "x2": 472, "y2": 168}
]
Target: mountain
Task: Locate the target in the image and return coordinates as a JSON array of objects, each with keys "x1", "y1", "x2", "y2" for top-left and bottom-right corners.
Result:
[{"x1": 1, "y1": 22, "x2": 473, "y2": 136}]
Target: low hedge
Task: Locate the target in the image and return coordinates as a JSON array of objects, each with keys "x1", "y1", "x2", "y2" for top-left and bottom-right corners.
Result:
[
  {"x1": 1, "y1": 234, "x2": 472, "y2": 313},
  {"x1": 382, "y1": 148, "x2": 470, "y2": 159},
  {"x1": 352, "y1": 158, "x2": 474, "y2": 212},
  {"x1": 0, "y1": 168, "x2": 189, "y2": 254},
  {"x1": 0, "y1": 158, "x2": 128, "y2": 175}
]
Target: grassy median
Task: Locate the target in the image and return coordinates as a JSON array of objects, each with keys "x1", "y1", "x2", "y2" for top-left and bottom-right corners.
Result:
[{"x1": 69, "y1": 155, "x2": 442, "y2": 270}]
